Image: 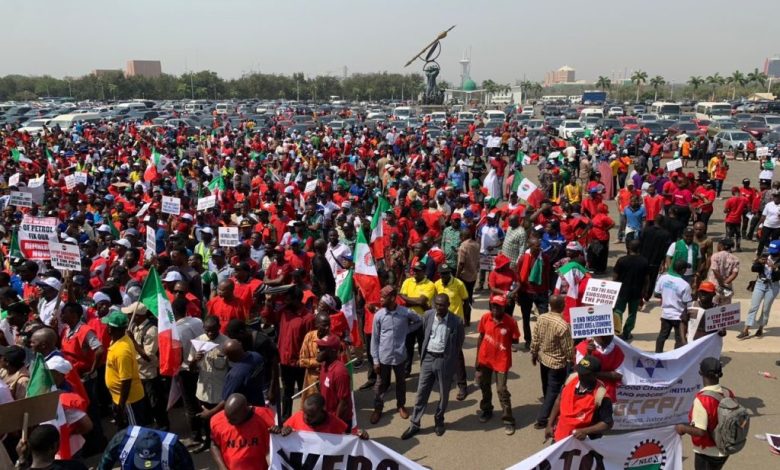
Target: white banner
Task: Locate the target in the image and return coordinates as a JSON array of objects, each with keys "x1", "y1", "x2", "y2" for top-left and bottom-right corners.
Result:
[
  {"x1": 218, "y1": 226, "x2": 240, "y2": 247},
  {"x1": 506, "y1": 426, "x2": 682, "y2": 470},
  {"x1": 613, "y1": 334, "x2": 722, "y2": 430},
  {"x1": 270, "y1": 431, "x2": 426, "y2": 470},
  {"x1": 161, "y1": 196, "x2": 181, "y2": 215},
  {"x1": 49, "y1": 242, "x2": 82, "y2": 271},
  {"x1": 570, "y1": 304, "x2": 614, "y2": 339},
  {"x1": 581, "y1": 279, "x2": 622, "y2": 308},
  {"x1": 19, "y1": 215, "x2": 58, "y2": 260},
  {"x1": 197, "y1": 195, "x2": 217, "y2": 211},
  {"x1": 145, "y1": 226, "x2": 156, "y2": 259},
  {"x1": 9, "y1": 191, "x2": 33, "y2": 208}
]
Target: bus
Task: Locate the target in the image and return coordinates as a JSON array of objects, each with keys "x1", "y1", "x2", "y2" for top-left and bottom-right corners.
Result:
[
  {"x1": 649, "y1": 102, "x2": 681, "y2": 119},
  {"x1": 541, "y1": 95, "x2": 567, "y2": 104},
  {"x1": 695, "y1": 102, "x2": 732, "y2": 121}
]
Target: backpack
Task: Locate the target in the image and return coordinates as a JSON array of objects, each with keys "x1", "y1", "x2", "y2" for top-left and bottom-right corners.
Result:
[{"x1": 701, "y1": 390, "x2": 750, "y2": 455}]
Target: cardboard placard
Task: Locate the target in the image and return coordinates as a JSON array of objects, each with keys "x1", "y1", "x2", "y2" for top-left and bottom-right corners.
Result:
[
  {"x1": 304, "y1": 179, "x2": 318, "y2": 194},
  {"x1": 74, "y1": 172, "x2": 88, "y2": 185},
  {"x1": 8, "y1": 173, "x2": 20, "y2": 188},
  {"x1": 0, "y1": 391, "x2": 61, "y2": 435},
  {"x1": 19, "y1": 215, "x2": 58, "y2": 260},
  {"x1": 146, "y1": 225, "x2": 156, "y2": 259},
  {"x1": 49, "y1": 242, "x2": 82, "y2": 271},
  {"x1": 197, "y1": 195, "x2": 217, "y2": 211},
  {"x1": 666, "y1": 158, "x2": 683, "y2": 172},
  {"x1": 64, "y1": 174, "x2": 77, "y2": 190},
  {"x1": 570, "y1": 304, "x2": 615, "y2": 339},
  {"x1": 757, "y1": 147, "x2": 770, "y2": 157},
  {"x1": 704, "y1": 303, "x2": 740, "y2": 332},
  {"x1": 581, "y1": 279, "x2": 622, "y2": 308},
  {"x1": 161, "y1": 196, "x2": 181, "y2": 215},
  {"x1": 136, "y1": 202, "x2": 151, "y2": 218},
  {"x1": 25, "y1": 174, "x2": 45, "y2": 204},
  {"x1": 9, "y1": 191, "x2": 33, "y2": 208},
  {"x1": 218, "y1": 226, "x2": 240, "y2": 247}
]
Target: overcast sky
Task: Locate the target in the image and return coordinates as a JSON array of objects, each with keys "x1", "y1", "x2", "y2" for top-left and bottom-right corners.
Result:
[{"x1": 3, "y1": 0, "x2": 779, "y2": 85}]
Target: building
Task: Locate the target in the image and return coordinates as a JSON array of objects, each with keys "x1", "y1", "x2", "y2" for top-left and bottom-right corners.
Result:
[
  {"x1": 485, "y1": 86, "x2": 523, "y2": 106},
  {"x1": 544, "y1": 66, "x2": 576, "y2": 87},
  {"x1": 764, "y1": 57, "x2": 780, "y2": 78},
  {"x1": 91, "y1": 69, "x2": 122, "y2": 77},
  {"x1": 125, "y1": 60, "x2": 162, "y2": 78}
]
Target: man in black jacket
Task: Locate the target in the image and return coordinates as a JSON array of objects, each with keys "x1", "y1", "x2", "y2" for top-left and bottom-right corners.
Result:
[{"x1": 640, "y1": 214, "x2": 672, "y2": 304}]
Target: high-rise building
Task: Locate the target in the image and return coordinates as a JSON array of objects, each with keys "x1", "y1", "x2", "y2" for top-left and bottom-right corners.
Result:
[
  {"x1": 764, "y1": 57, "x2": 780, "y2": 78},
  {"x1": 125, "y1": 60, "x2": 162, "y2": 78},
  {"x1": 544, "y1": 65, "x2": 576, "y2": 86}
]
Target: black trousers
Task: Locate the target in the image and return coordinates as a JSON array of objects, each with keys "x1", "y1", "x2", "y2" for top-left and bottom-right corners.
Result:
[
  {"x1": 365, "y1": 333, "x2": 377, "y2": 383},
  {"x1": 280, "y1": 364, "x2": 305, "y2": 421},
  {"x1": 694, "y1": 453, "x2": 728, "y2": 470},
  {"x1": 178, "y1": 370, "x2": 201, "y2": 439},
  {"x1": 373, "y1": 363, "x2": 407, "y2": 410},
  {"x1": 656, "y1": 318, "x2": 683, "y2": 353},
  {"x1": 461, "y1": 279, "x2": 476, "y2": 326},
  {"x1": 537, "y1": 364, "x2": 567, "y2": 425},
  {"x1": 405, "y1": 328, "x2": 424, "y2": 375},
  {"x1": 644, "y1": 264, "x2": 661, "y2": 301},
  {"x1": 518, "y1": 292, "x2": 549, "y2": 345},
  {"x1": 142, "y1": 375, "x2": 170, "y2": 428}
]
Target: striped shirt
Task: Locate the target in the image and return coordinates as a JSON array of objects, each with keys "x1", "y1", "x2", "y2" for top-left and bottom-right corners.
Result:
[{"x1": 501, "y1": 226, "x2": 527, "y2": 268}]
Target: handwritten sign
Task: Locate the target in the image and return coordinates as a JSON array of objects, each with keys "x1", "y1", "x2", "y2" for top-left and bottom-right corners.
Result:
[
  {"x1": 19, "y1": 215, "x2": 58, "y2": 260},
  {"x1": 581, "y1": 279, "x2": 622, "y2": 308},
  {"x1": 197, "y1": 195, "x2": 217, "y2": 211},
  {"x1": 146, "y1": 225, "x2": 156, "y2": 259},
  {"x1": 704, "y1": 303, "x2": 740, "y2": 332},
  {"x1": 74, "y1": 172, "x2": 88, "y2": 185},
  {"x1": 570, "y1": 304, "x2": 615, "y2": 339},
  {"x1": 49, "y1": 242, "x2": 82, "y2": 271},
  {"x1": 666, "y1": 158, "x2": 683, "y2": 172},
  {"x1": 161, "y1": 196, "x2": 181, "y2": 215},
  {"x1": 9, "y1": 191, "x2": 32, "y2": 208},
  {"x1": 218, "y1": 226, "x2": 240, "y2": 247},
  {"x1": 64, "y1": 174, "x2": 77, "y2": 190}
]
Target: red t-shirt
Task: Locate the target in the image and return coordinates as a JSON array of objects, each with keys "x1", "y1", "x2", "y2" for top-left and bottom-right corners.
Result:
[
  {"x1": 211, "y1": 406, "x2": 276, "y2": 470},
  {"x1": 477, "y1": 313, "x2": 520, "y2": 373},
  {"x1": 590, "y1": 213, "x2": 614, "y2": 242},
  {"x1": 724, "y1": 195, "x2": 748, "y2": 224},
  {"x1": 284, "y1": 410, "x2": 349, "y2": 435},
  {"x1": 320, "y1": 360, "x2": 352, "y2": 424},
  {"x1": 643, "y1": 195, "x2": 664, "y2": 222},
  {"x1": 206, "y1": 296, "x2": 248, "y2": 332},
  {"x1": 488, "y1": 269, "x2": 516, "y2": 293}
]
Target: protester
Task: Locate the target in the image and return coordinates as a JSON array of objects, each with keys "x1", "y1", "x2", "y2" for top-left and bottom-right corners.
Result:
[
  {"x1": 103, "y1": 311, "x2": 148, "y2": 427},
  {"x1": 15, "y1": 424, "x2": 89, "y2": 470},
  {"x1": 316, "y1": 334, "x2": 353, "y2": 426},
  {"x1": 99, "y1": 425, "x2": 193, "y2": 470},
  {"x1": 654, "y1": 259, "x2": 693, "y2": 352},
  {"x1": 739, "y1": 240, "x2": 780, "y2": 339},
  {"x1": 210, "y1": 393, "x2": 276, "y2": 470},
  {"x1": 613, "y1": 240, "x2": 649, "y2": 340},
  {"x1": 706, "y1": 238, "x2": 739, "y2": 304},
  {"x1": 272, "y1": 393, "x2": 368, "y2": 438}
]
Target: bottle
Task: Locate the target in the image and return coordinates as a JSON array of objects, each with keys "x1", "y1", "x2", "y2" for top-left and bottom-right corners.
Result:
[{"x1": 758, "y1": 371, "x2": 778, "y2": 379}]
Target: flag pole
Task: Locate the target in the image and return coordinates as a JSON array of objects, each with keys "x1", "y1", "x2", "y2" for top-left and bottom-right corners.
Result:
[
  {"x1": 291, "y1": 358, "x2": 357, "y2": 400},
  {"x1": 127, "y1": 269, "x2": 152, "y2": 329}
]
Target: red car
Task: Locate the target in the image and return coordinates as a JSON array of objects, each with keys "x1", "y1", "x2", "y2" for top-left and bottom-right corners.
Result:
[
  {"x1": 693, "y1": 118, "x2": 711, "y2": 133},
  {"x1": 618, "y1": 116, "x2": 639, "y2": 130}
]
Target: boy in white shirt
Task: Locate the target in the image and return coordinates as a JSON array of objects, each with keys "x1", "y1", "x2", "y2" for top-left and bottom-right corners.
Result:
[{"x1": 653, "y1": 259, "x2": 693, "y2": 353}]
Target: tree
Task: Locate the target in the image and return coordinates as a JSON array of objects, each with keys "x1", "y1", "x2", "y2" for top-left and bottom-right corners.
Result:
[
  {"x1": 596, "y1": 76, "x2": 612, "y2": 91},
  {"x1": 727, "y1": 71, "x2": 747, "y2": 100},
  {"x1": 649, "y1": 76, "x2": 666, "y2": 101},
  {"x1": 706, "y1": 73, "x2": 724, "y2": 100},
  {"x1": 687, "y1": 76, "x2": 704, "y2": 100},
  {"x1": 747, "y1": 68, "x2": 767, "y2": 90},
  {"x1": 631, "y1": 70, "x2": 648, "y2": 102}
]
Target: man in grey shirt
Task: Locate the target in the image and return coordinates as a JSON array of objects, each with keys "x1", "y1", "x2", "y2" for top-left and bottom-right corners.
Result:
[{"x1": 370, "y1": 285, "x2": 423, "y2": 425}]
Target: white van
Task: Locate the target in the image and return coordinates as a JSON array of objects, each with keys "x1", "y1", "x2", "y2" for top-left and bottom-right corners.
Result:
[
  {"x1": 215, "y1": 103, "x2": 235, "y2": 114},
  {"x1": 392, "y1": 106, "x2": 413, "y2": 120},
  {"x1": 649, "y1": 102, "x2": 681, "y2": 119},
  {"x1": 457, "y1": 111, "x2": 475, "y2": 123},
  {"x1": 579, "y1": 107, "x2": 604, "y2": 120},
  {"x1": 115, "y1": 102, "x2": 147, "y2": 110},
  {"x1": 49, "y1": 113, "x2": 102, "y2": 131},
  {"x1": 483, "y1": 110, "x2": 507, "y2": 125},
  {"x1": 184, "y1": 101, "x2": 208, "y2": 113}
]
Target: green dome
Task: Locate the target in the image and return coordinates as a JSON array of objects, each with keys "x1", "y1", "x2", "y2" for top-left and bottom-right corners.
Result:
[{"x1": 462, "y1": 79, "x2": 477, "y2": 91}]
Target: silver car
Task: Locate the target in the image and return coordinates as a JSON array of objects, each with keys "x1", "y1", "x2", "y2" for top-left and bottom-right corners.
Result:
[{"x1": 714, "y1": 130, "x2": 752, "y2": 151}]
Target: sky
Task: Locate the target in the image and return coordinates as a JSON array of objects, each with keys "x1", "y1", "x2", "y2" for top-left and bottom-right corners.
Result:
[{"x1": 3, "y1": 0, "x2": 780, "y2": 85}]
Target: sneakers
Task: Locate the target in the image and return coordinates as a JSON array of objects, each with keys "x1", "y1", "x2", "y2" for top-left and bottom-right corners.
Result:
[
  {"x1": 736, "y1": 331, "x2": 750, "y2": 340},
  {"x1": 478, "y1": 409, "x2": 493, "y2": 423},
  {"x1": 358, "y1": 381, "x2": 375, "y2": 391},
  {"x1": 504, "y1": 423, "x2": 515, "y2": 435},
  {"x1": 401, "y1": 425, "x2": 420, "y2": 440},
  {"x1": 456, "y1": 387, "x2": 468, "y2": 401}
]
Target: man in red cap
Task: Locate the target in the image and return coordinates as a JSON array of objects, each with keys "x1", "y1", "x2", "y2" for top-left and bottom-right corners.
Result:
[
  {"x1": 316, "y1": 334, "x2": 353, "y2": 427},
  {"x1": 475, "y1": 294, "x2": 520, "y2": 435}
]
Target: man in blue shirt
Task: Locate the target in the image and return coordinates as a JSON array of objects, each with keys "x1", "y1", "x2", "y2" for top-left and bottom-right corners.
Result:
[
  {"x1": 370, "y1": 285, "x2": 423, "y2": 425},
  {"x1": 624, "y1": 195, "x2": 646, "y2": 246},
  {"x1": 197, "y1": 339, "x2": 265, "y2": 421}
]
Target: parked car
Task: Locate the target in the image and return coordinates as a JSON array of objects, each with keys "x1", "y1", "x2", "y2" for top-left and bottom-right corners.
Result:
[
  {"x1": 607, "y1": 106, "x2": 625, "y2": 117},
  {"x1": 618, "y1": 116, "x2": 640, "y2": 130},
  {"x1": 558, "y1": 119, "x2": 585, "y2": 139},
  {"x1": 714, "y1": 130, "x2": 753, "y2": 151},
  {"x1": 742, "y1": 119, "x2": 772, "y2": 139}
]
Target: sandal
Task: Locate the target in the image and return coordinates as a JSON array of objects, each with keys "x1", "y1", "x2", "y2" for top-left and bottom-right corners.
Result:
[{"x1": 736, "y1": 331, "x2": 750, "y2": 339}]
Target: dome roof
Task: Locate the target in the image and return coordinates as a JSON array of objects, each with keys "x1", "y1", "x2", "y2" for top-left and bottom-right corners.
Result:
[{"x1": 463, "y1": 79, "x2": 477, "y2": 91}]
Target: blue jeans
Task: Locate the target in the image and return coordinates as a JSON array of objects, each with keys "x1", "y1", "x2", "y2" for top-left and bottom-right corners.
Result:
[{"x1": 746, "y1": 279, "x2": 780, "y2": 327}]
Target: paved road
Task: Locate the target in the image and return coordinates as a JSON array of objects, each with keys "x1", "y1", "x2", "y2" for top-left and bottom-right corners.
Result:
[{"x1": 89, "y1": 158, "x2": 780, "y2": 469}]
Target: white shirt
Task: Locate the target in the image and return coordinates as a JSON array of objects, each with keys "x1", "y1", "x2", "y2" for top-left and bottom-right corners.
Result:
[
  {"x1": 325, "y1": 242, "x2": 351, "y2": 276},
  {"x1": 763, "y1": 201, "x2": 780, "y2": 228},
  {"x1": 666, "y1": 242, "x2": 695, "y2": 276},
  {"x1": 654, "y1": 273, "x2": 693, "y2": 320},
  {"x1": 479, "y1": 224, "x2": 503, "y2": 255}
]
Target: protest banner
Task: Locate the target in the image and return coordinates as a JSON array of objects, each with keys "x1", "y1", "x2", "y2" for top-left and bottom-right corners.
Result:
[
  {"x1": 506, "y1": 425, "x2": 682, "y2": 470},
  {"x1": 64, "y1": 174, "x2": 77, "y2": 190},
  {"x1": 9, "y1": 191, "x2": 33, "y2": 208},
  {"x1": 581, "y1": 278, "x2": 622, "y2": 307},
  {"x1": 24, "y1": 174, "x2": 45, "y2": 204},
  {"x1": 270, "y1": 431, "x2": 426, "y2": 470},
  {"x1": 612, "y1": 334, "x2": 722, "y2": 430},
  {"x1": 18, "y1": 215, "x2": 58, "y2": 260},
  {"x1": 49, "y1": 242, "x2": 82, "y2": 271},
  {"x1": 0, "y1": 391, "x2": 61, "y2": 435},
  {"x1": 136, "y1": 202, "x2": 151, "y2": 218},
  {"x1": 666, "y1": 158, "x2": 682, "y2": 172},
  {"x1": 704, "y1": 303, "x2": 740, "y2": 332},
  {"x1": 197, "y1": 195, "x2": 217, "y2": 211},
  {"x1": 757, "y1": 146, "x2": 770, "y2": 157},
  {"x1": 304, "y1": 179, "x2": 318, "y2": 194},
  {"x1": 570, "y1": 305, "x2": 615, "y2": 339},
  {"x1": 146, "y1": 225, "x2": 156, "y2": 259},
  {"x1": 8, "y1": 173, "x2": 20, "y2": 187},
  {"x1": 161, "y1": 196, "x2": 181, "y2": 215},
  {"x1": 218, "y1": 226, "x2": 240, "y2": 247},
  {"x1": 74, "y1": 172, "x2": 88, "y2": 185}
]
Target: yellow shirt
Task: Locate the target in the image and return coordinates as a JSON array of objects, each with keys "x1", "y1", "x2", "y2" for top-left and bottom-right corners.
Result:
[
  {"x1": 105, "y1": 335, "x2": 145, "y2": 405},
  {"x1": 399, "y1": 277, "x2": 436, "y2": 315},
  {"x1": 434, "y1": 277, "x2": 469, "y2": 318}
]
